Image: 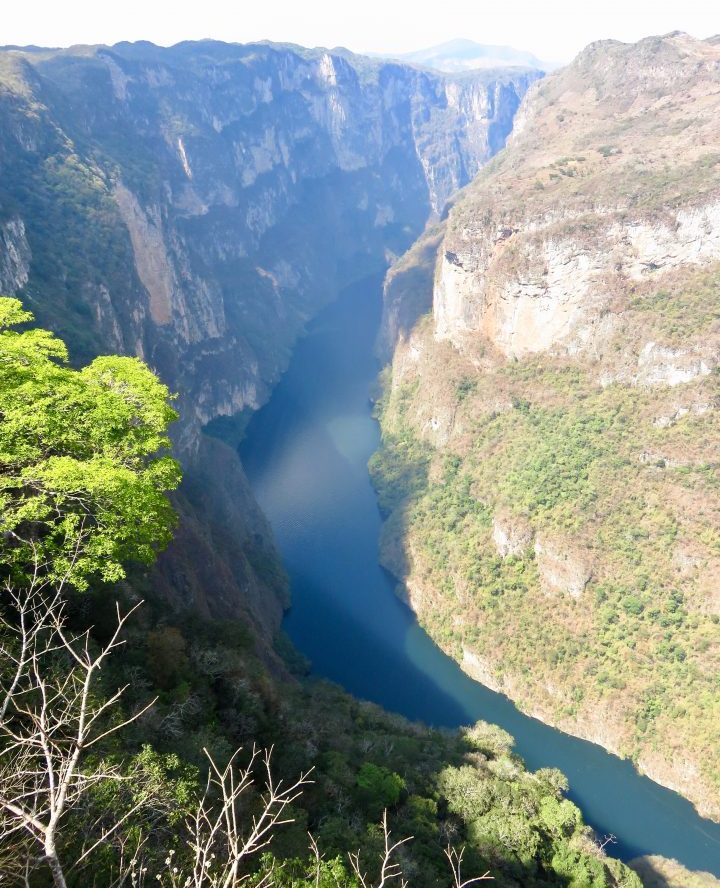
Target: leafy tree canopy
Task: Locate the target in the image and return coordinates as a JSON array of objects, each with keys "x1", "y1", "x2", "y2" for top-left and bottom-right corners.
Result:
[
  {"x1": 0, "y1": 296, "x2": 181, "y2": 588},
  {"x1": 356, "y1": 762, "x2": 406, "y2": 815}
]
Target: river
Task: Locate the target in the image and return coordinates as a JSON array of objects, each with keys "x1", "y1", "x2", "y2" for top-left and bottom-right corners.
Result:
[{"x1": 240, "y1": 273, "x2": 720, "y2": 874}]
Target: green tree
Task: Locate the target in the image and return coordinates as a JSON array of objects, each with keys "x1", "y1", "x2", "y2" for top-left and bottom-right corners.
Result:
[
  {"x1": 0, "y1": 296, "x2": 180, "y2": 589},
  {"x1": 356, "y1": 763, "x2": 406, "y2": 818},
  {"x1": 0, "y1": 297, "x2": 181, "y2": 886}
]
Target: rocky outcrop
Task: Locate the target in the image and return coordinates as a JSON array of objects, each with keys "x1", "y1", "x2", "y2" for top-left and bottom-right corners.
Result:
[
  {"x1": 598, "y1": 335, "x2": 719, "y2": 390},
  {"x1": 654, "y1": 398, "x2": 717, "y2": 428},
  {"x1": 0, "y1": 217, "x2": 30, "y2": 294},
  {"x1": 631, "y1": 342, "x2": 713, "y2": 387},
  {"x1": 534, "y1": 536, "x2": 592, "y2": 599},
  {"x1": 492, "y1": 512, "x2": 533, "y2": 558}
]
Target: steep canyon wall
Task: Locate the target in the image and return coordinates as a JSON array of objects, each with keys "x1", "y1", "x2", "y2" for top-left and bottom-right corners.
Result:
[{"x1": 375, "y1": 33, "x2": 720, "y2": 817}]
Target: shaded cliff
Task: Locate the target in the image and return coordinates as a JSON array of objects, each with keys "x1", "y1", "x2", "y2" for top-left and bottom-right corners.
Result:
[
  {"x1": 0, "y1": 40, "x2": 539, "y2": 638},
  {"x1": 374, "y1": 33, "x2": 720, "y2": 818}
]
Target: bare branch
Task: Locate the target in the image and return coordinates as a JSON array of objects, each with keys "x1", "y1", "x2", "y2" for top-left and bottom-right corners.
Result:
[
  {"x1": 348, "y1": 811, "x2": 412, "y2": 888},
  {"x1": 444, "y1": 845, "x2": 493, "y2": 887},
  {"x1": 155, "y1": 745, "x2": 314, "y2": 888},
  {"x1": 0, "y1": 580, "x2": 151, "y2": 887}
]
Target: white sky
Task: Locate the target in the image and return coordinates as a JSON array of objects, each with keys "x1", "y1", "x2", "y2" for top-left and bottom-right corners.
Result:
[{"x1": 2, "y1": 1, "x2": 719, "y2": 64}]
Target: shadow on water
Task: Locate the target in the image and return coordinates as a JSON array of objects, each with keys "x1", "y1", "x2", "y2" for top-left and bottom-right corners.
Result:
[{"x1": 240, "y1": 274, "x2": 720, "y2": 874}]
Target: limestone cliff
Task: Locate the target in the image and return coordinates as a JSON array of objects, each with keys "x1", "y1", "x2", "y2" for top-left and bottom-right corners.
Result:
[
  {"x1": 375, "y1": 33, "x2": 720, "y2": 819},
  {"x1": 431, "y1": 33, "x2": 720, "y2": 361},
  {"x1": 0, "y1": 41, "x2": 537, "y2": 637}
]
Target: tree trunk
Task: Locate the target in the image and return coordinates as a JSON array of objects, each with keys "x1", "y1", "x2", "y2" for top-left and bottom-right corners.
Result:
[{"x1": 45, "y1": 842, "x2": 67, "y2": 888}]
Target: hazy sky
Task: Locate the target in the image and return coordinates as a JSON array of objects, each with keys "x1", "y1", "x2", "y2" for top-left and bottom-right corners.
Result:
[{"x1": 3, "y1": 1, "x2": 719, "y2": 63}]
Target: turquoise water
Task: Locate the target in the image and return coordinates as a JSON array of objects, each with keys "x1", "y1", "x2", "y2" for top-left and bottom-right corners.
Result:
[{"x1": 240, "y1": 275, "x2": 720, "y2": 873}]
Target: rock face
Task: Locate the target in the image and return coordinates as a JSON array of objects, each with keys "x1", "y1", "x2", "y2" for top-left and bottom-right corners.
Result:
[
  {"x1": 492, "y1": 512, "x2": 533, "y2": 558},
  {"x1": 0, "y1": 218, "x2": 30, "y2": 293},
  {"x1": 434, "y1": 200, "x2": 720, "y2": 359},
  {"x1": 426, "y1": 33, "x2": 720, "y2": 363},
  {"x1": 0, "y1": 39, "x2": 539, "y2": 427},
  {"x1": 534, "y1": 536, "x2": 592, "y2": 598},
  {"x1": 0, "y1": 41, "x2": 536, "y2": 634},
  {"x1": 374, "y1": 33, "x2": 720, "y2": 820},
  {"x1": 377, "y1": 224, "x2": 445, "y2": 361}
]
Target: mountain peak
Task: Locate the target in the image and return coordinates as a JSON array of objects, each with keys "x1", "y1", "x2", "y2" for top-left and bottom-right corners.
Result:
[{"x1": 380, "y1": 38, "x2": 557, "y2": 73}]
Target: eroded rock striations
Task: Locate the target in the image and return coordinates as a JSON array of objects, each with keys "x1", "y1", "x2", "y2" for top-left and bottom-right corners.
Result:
[
  {"x1": 0, "y1": 40, "x2": 537, "y2": 639},
  {"x1": 375, "y1": 33, "x2": 720, "y2": 818}
]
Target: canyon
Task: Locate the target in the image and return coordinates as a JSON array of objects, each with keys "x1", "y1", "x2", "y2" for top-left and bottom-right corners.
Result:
[
  {"x1": 0, "y1": 39, "x2": 537, "y2": 643},
  {"x1": 2, "y1": 30, "x2": 720, "y2": 883}
]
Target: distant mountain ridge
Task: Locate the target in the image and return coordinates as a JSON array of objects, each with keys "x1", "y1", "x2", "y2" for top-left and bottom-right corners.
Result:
[{"x1": 378, "y1": 38, "x2": 558, "y2": 73}]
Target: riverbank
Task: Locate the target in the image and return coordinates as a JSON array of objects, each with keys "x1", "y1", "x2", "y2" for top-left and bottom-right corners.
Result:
[
  {"x1": 630, "y1": 856, "x2": 720, "y2": 888},
  {"x1": 385, "y1": 556, "x2": 719, "y2": 825}
]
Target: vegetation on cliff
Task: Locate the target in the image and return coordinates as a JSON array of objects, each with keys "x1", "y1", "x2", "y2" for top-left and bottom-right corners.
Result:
[{"x1": 371, "y1": 301, "x2": 720, "y2": 818}]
